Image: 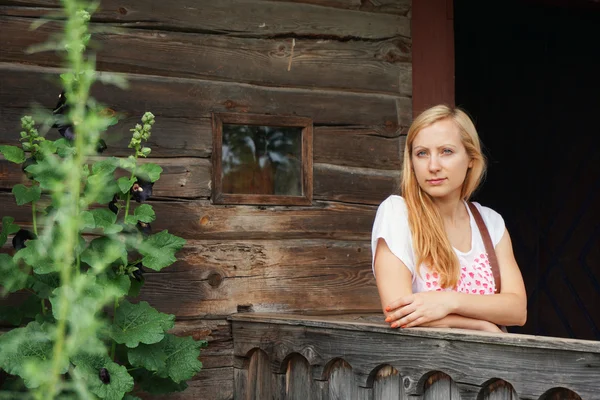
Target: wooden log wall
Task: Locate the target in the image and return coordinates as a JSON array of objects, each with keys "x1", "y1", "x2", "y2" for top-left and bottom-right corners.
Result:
[{"x1": 0, "y1": 1, "x2": 412, "y2": 398}]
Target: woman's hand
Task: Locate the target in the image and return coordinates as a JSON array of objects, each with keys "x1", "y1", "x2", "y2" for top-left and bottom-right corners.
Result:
[{"x1": 384, "y1": 291, "x2": 456, "y2": 328}]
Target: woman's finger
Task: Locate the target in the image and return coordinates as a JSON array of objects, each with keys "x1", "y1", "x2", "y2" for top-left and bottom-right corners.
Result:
[
  {"x1": 385, "y1": 295, "x2": 414, "y2": 312},
  {"x1": 385, "y1": 304, "x2": 416, "y2": 324},
  {"x1": 403, "y1": 316, "x2": 427, "y2": 328}
]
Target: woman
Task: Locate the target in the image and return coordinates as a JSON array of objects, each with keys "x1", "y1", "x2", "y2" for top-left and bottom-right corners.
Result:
[{"x1": 372, "y1": 105, "x2": 527, "y2": 333}]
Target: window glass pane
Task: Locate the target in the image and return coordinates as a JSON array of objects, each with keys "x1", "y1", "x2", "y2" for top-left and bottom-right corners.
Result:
[{"x1": 222, "y1": 124, "x2": 303, "y2": 196}]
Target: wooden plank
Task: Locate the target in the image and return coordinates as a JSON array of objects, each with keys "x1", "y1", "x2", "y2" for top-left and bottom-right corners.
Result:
[
  {"x1": 247, "y1": 349, "x2": 273, "y2": 399},
  {"x1": 328, "y1": 359, "x2": 356, "y2": 400},
  {"x1": 0, "y1": 16, "x2": 411, "y2": 96},
  {"x1": 313, "y1": 163, "x2": 399, "y2": 205},
  {"x1": 0, "y1": 156, "x2": 398, "y2": 204},
  {"x1": 0, "y1": 0, "x2": 411, "y2": 39},
  {"x1": 141, "y1": 366, "x2": 233, "y2": 400},
  {"x1": 0, "y1": 156, "x2": 210, "y2": 199},
  {"x1": 0, "y1": 193, "x2": 378, "y2": 240},
  {"x1": 478, "y1": 379, "x2": 517, "y2": 400},
  {"x1": 423, "y1": 372, "x2": 460, "y2": 400},
  {"x1": 169, "y1": 319, "x2": 233, "y2": 370},
  {"x1": 234, "y1": 366, "x2": 249, "y2": 400},
  {"x1": 137, "y1": 239, "x2": 380, "y2": 317},
  {"x1": 372, "y1": 365, "x2": 403, "y2": 400},
  {"x1": 231, "y1": 316, "x2": 600, "y2": 399},
  {"x1": 314, "y1": 127, "x2": 405, "y2": 169},
  {"x1": 266, "y1": 0, "x2": 411, "y2": 15},
  {"x1": 0, "y1": 63, "x2": 410, "y2": 131},
  {"x1": 284, "y1": 354, "x2": 313, "y2": 399}
]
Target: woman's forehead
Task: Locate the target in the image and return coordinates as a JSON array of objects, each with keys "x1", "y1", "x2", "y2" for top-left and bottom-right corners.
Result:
[{"x1": 413, "y1": 119, "x2": 461, "y2": 147}]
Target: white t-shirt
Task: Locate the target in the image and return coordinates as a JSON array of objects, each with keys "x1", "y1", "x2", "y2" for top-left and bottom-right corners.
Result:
[{"x1": 371, "y1": 195, "x2": 505, "y2": 295}]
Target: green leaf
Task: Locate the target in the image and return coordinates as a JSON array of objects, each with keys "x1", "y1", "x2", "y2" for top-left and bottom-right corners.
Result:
[
  {"x1": 133, "y1": 204, "x2": 156, "y2": 223},
  {"x1": 92, "y1": 157, "x2": 119, "y2": 175},
  {"x1": 139, "y1": 231, "x2": 186, "y2": 271},
  {"x1": 55, "y1": 138, "x2": 76, "y2": 158},
  {"x1": 157, "y1": 334, "x2": 205, "y2": 383},
  {"x1": 85, "y1": 173, "x2": 119, "y2": 204},
  {"x1": 0, "y1": 295, "x2": 41, "y2": 326},
  {"x1": 109, "y1": 300, "x2": 175, "y2": 348},
  {"x1": 89, "y1": 208, "x2": 122, "y2": 234},
  {"x1": 26, "y1": 156, "x2": 66, "y2": 190},
  {"x1": 30, "y1": 272, "x2": 60, "y2": 299},
  {"x1": 71, "y1": 353, "x2": 134, "y2": 400},
  {"x1": 81, "y1": 236, "x2": 126, "y2": 272},
  {"x1": 12, "y1": 184, "x2": 41, "y2": 206},
  {"x1": 137, "y1": 163, "x2": 162, "y2": 182},
  {"x1": 130, "y1": 369, "x2": 188, "y2": 394},
  {"x1": 117, "y1": 176, "x2": 136, "y2": 194},
  {"x1": 0, "y1": 216, "x2": 20, "y2": 247},
  {"x1": 0, "y1": 145, "x2": 26, "y2": 164},
  {"x1": 0, "y1": 322, "x2": 66, "y2": 388},
  {"x1": 80, "y1": 210, "x2": 96, "y2": 229},
  {"x1": 14, "y1": 240, "x2": 56, "y2": 274},
  {"x1": 127, "y1": 275, "x2": 143, "y2": 298},
  {"x1": 38, "y1": 140, "x2": 57, "y2": 154},
  {"x1": 0, "y1": 254, "x2": 31, "y2": 294},
  {"x1": 128, "y1": 342, "x2": 167, "y2": 372}
]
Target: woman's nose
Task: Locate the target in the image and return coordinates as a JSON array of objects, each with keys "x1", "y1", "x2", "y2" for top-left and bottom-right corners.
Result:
[{"x1": 428, "y1": 155, "x2": 441, "y2": 172}]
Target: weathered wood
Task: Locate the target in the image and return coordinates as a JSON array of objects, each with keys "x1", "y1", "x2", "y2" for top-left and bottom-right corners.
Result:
[
  {"x1": 264, "y1": 0, "x2": 411, "y2": 15},
  {"x1": 0, "y1": 111, "x2": 404, "y2": 168},
  {"x1": 137, "y1": 239, "x2": 380, "y2": 317},
  {"x1": 0, "y1": 63, "x2": 410, "y2": 130},
  {"x1": 328, "y1": 359, "x2": 356, "y2": 400},
  {"x1": 423, "y1": 372, "x2": 460, "y2": 400},
  {"x1": 314, "y1": 127, "x2": 405, "y2": 169},
  {"x1": 0, "y1": 0, "x2": 411, "y2": 39},
  {"x1": 0, "y1": 16, "x2": 411, "y2": 96},
  {"x1": 313, "y1": 163, "x2": 399, "y2": 205},
  {"x1": 1, "y1": 193, "x2": 377, "y2": 240},
  {"x1": 231, "y1": 314, "x2": 600, "y2": 399},
  {"x1": 142, "y1": 366, "x2": 234, "y2": 400},
  {"x1": 246, "y1": 349, "x2": 273, "y2": 399},
  {"x1": 478, "y1": 379, "x2": 517, "y2": 400},
  {"x1": 169, "y1": 319, "x2": 233, "y2": 370},
  {"x1": 284, "y1": 354, "x2": 313, "y2": 400},
  {"x1": 372, "y1": 365, "x2": 402, "y2": 400}
]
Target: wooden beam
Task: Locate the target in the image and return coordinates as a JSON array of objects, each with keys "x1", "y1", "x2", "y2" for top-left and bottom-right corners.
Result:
[{"x1": 412, "y1": 0, "x2": 455, "y2": 116}]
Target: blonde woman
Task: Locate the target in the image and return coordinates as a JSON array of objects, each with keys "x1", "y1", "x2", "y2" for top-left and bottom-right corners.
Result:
[{"x1": 372, "y1": 105, "x2": 527, "y2": 332}]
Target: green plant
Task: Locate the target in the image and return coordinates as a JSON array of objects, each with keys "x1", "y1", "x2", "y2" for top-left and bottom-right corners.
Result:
[{"x1": 0, "y1": 1, "x2": 205, "y2": 399}]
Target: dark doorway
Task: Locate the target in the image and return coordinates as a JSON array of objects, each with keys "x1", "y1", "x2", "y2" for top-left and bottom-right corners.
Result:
[{"x1": 455, "y1": 0, "x2": 600, "y2": 339}]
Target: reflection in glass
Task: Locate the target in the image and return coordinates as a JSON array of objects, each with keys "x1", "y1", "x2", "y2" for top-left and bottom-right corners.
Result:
[{"x1": 222, "y1": 124, "x2": 303, "y2": 196}]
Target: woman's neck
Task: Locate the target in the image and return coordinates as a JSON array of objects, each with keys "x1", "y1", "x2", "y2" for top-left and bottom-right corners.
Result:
[{"x1": 432, "y1": 195, "x2": 467, "y2": 226}]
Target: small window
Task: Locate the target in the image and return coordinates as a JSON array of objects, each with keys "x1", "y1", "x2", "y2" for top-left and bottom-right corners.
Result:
[{"x1": 211, "y1": 113, "x2": 313, "y2": 205}]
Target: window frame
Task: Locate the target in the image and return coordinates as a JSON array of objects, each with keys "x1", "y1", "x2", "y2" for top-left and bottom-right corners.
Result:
[{"x1": 211, "y1": 112, "x2": 313, "y2": 206}]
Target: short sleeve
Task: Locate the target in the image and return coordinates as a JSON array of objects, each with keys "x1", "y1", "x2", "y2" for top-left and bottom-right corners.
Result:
[
  {"x1": 474, "y1": 203, "x2": 506, "y2": 247},
  {"x1": 371, "y1": 196, "x2": 415, "y2": 276}
]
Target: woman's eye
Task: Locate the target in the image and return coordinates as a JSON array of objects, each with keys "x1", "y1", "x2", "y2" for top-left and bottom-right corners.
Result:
[
  {"x1": 416, "y1": 151, "x2": 427, "y2": 157},
  {"x1": 442, "y1": 148, "x2": 453, "y2": 154}
]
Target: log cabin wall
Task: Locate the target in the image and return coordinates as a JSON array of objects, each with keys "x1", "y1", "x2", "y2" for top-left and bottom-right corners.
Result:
[{"x1": 0, "y1": 1, "x2": 412, "y2": 398}]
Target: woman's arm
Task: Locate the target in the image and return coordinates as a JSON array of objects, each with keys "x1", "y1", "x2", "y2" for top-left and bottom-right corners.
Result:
[
  {"x1": 385, "y1": 230, "x2": 527, "y2": 328},
  {"x1": 374, "y1": 239, "x2": 501, "y2": 332}
]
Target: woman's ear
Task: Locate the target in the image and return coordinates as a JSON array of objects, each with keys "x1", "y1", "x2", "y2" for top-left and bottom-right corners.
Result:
[{"x1": 468, "y1": 159, "x2": 474, "y2": 168}]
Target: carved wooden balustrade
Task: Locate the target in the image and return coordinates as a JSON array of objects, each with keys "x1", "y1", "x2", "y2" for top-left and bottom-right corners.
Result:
[{"x1": 231, "y1": 314, "x2": 600, "y2": 400}]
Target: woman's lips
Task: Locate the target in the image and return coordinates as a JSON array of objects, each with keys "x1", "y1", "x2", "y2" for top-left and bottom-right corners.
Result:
[{"x1": 427, "y1": 178, "x2": 446, "y2": 185}]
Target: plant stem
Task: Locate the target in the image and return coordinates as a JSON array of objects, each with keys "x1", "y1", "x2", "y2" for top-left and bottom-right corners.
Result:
[
  {"x1": 123, "y1": 169, "x2": 136, "y2": 221},
  {"x1": 110, "y1": 297, "x2": 119, "y2": 360},
  {"x1": 31, "y1": 201, "x2": 38, "y2": 236}
]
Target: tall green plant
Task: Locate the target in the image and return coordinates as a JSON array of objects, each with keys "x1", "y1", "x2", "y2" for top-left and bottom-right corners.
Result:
[{"x1": 0, "y1": 1, "x2": 205, "y2": 398}]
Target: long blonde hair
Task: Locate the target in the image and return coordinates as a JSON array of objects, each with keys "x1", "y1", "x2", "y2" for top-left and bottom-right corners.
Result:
[{"x1": 401, "y1": 105, "x2": 486, "y2": 288}]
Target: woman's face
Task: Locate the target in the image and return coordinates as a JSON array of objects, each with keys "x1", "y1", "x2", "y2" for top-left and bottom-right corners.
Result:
[{"x1": 411, "y1": 118, "x2": 473, "y2": 201}]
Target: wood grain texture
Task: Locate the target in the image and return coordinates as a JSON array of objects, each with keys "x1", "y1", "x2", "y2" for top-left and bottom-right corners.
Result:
[
  {"x1": 264, "y1": 0, "x2": 411, "y2": 15},
  {"x1": 0, "y1": 16, "x2": 411, "y2": 96},
  {"x1": 141, "y1": 366, "x2": 233, "y2": 400},
  {"x1": 231, "y1": 314, "x2": 600, "y2": 399},
  {"x1": 372, "y1": 365, "x2": 403, "y2": 400},
  {"x1": 0, "y1": 63, "x2": 410, "y2": 131},
  {"x1": 0, "y1": 0, "x2": 411, "y2": 39}
]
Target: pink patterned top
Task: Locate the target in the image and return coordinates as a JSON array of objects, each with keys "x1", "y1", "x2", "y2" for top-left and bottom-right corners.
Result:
[{"x1": 371, "y1": 195, "x2": 505, "y2": 295}]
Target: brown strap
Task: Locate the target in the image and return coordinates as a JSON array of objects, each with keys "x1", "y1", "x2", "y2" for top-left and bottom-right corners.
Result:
[{"x1": 467, "y1": 202, "x2": 501, "y2": 293}]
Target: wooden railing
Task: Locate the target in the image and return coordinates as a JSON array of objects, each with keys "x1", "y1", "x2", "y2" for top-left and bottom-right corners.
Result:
[{"x1": 231, "y1": 313, "x2": 600, "y2": 399}]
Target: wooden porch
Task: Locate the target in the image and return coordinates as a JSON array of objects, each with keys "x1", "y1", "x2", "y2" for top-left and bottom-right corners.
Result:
[{"x1": 231, "y1": 314, "x2": 600, "y2": 399}]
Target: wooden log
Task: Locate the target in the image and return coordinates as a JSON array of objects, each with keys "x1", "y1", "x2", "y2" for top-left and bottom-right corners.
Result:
[
  {"x1": 0, "y1": 110, "x2": 404, "y2": 168},
  {"x1": 141, "y1": 366, "x2": 234, "y2": 400},
  {"x1": 1, "y1": 192, "x2": 378, "y2": 240},
  {"x1": 0, "y1": 0, "x2": 411, "y2": 39},
  {"x1": 169, "y1": 319, "x2": 233, "y2": 370},
  {"x1": 137, "y1": 239, "x2": 380, "y2": 317},
  {"x1": 0, "y1": 63, "x2": 410, "y2": 132},
  {"x1": 245, "y1": 349, "x2": 273, "y2": 400},
  {"x1": 254, "y1": 0, "x2": 411, "y2": 15},
  {"x1": 0, "y1": 16, "x2": 411, "y2": 96},
  {"x1": 0, "y1": 156, "x2": 398, "y2": 204}
]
